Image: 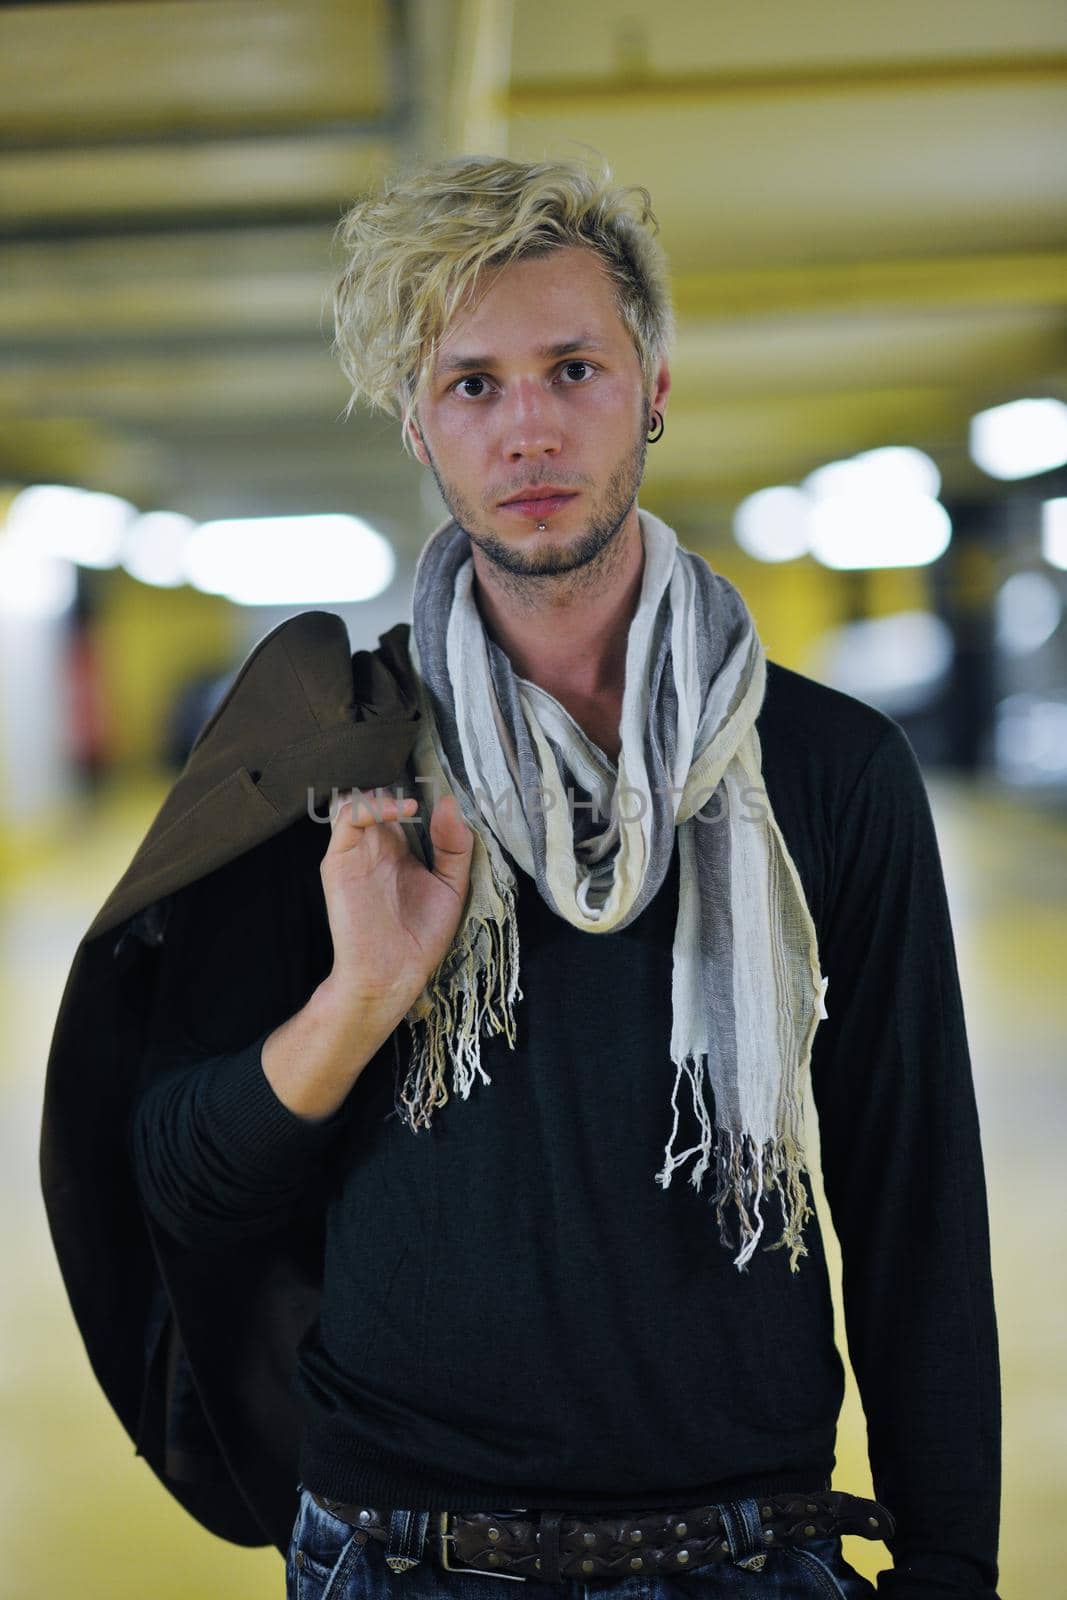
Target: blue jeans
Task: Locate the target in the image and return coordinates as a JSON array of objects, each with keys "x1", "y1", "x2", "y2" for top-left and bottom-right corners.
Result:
[{"x1": 285, "y1": 1487, "x2": 877, "y2": 1600}]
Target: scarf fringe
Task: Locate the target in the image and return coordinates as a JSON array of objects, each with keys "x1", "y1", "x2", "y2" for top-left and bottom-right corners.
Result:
[
  {"x1": 397, "y1": 877, "x2": 523, "y2": 1131},
  {"x1": 655, "y1": 1054, "x2": 813, "y2": 1273}
]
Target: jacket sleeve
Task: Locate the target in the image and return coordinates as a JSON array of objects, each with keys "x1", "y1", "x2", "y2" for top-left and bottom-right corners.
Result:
[
  {"x1": 126, "y1": 820, "x2": 357, "y2": 1252},
  {"x1": 810, "y1": 724, "x2": 1001, "y2": 1600}
]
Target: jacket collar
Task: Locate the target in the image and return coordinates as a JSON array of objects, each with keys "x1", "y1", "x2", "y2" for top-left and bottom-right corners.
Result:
[{"x1": 86, "y1": 610, "x2": 419, "y2": 942}]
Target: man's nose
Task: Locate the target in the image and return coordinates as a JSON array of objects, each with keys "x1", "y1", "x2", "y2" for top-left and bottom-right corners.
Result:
[{"x1": 500, "y1": 381, "x2": 562, "y2": 460}]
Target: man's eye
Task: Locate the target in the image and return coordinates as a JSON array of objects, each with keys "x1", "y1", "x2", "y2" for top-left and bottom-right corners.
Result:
[
  {"x1": 455, "y1": 376, "x2": 489, "y2": 397},
  {"x1": 561, "y1": 361, "x2": 593, "y2": 382}
]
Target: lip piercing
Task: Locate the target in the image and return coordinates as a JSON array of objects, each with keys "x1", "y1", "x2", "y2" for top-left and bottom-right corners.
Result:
[{"x1": 537, "y1": 521, "x2": 546, "y2": 530}]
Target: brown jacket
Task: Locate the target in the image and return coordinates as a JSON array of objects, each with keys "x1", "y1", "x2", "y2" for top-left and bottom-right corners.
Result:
[{"x1": 39, "y1": 609, "x2": 420, "y2": 1554}]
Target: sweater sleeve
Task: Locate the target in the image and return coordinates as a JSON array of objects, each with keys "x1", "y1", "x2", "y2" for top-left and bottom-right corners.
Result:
[
  {"x1": 810, "y1": 724, "x2": 1001, "y2": 1600},
  {"x1": 126, "y1": 823, "x2": 356, "y2": 1252}
]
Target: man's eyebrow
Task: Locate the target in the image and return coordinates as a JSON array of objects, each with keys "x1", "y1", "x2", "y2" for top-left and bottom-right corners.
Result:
[
  {"x1": 435, "y1": 336, "x2": 606, "y2": 377},
  {"x1": 537, "y1": 336, "x2": 606, "y2": 359}
]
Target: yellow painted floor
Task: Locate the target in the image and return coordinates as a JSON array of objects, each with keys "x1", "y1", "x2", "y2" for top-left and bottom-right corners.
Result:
[{"x1": 0, "y1": 772, "x2": 1061, "y2": 1598}]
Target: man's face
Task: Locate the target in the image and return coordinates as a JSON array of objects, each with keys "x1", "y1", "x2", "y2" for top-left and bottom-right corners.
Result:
[{"x1": 408, "y1": 245, "x2": 669, "y2": 580}]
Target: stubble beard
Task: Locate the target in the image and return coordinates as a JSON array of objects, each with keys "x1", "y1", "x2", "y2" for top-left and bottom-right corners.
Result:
[{"x1": 422, "y1": 406, "x2": 650, "y2": 606}]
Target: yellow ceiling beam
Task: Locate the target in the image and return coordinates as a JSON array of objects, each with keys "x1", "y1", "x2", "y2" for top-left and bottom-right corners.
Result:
[
  {"x1": 672, "y1": 251, "x2": 1067, "y2": 320},
  {"x1": 0, "y1": 138, "x2": 395, "y2": 229},
  {"x1": 0, "y1": 274, "x2": 327, "y2": 341},
  {"x1": 642, "y1": 383, "x2": 972, "y2": 493},
  {"x1": 0, "y1": 0, "x2": 390, "y2": 142},
  {"x1": 0, "y1": 350, "x2": 349, "y2": 423},
  {"x1": 506, "y1": 52, "x2": 1067, "y2": 111}
]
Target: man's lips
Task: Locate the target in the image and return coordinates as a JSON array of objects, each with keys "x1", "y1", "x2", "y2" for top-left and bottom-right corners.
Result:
[{"x1": 497, "y1": 491, "x2": 579, "y2": 518}]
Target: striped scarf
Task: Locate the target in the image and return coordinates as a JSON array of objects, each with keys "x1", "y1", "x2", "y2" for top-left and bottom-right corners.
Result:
[{"x1": 401, "y1": 508, "x2": 828, "y2": 1270}]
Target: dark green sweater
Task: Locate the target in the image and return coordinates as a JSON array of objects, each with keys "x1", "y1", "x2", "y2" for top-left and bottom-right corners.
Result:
[{"x1": 129, "y1": 661, "x2": 1000, "y2": 1599}]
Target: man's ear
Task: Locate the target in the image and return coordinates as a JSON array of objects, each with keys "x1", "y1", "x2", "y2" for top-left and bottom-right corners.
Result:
[
  {"x1": 406, "y1": 413, "x2": 431, "y2": 467},
  {"x1": 650, "y1": 355, "x2": 671, "y2": 420}
]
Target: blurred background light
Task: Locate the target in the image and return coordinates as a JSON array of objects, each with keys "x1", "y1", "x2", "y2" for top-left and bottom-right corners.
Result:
[
  {"x1": 733, "y1": 486, "x2": 813, "y2": 563},
  {"x1": 806, "y1": 610, "x2": 954, "y2": 715},
  {"x1": 1042, "y1": 497, "x2": 1067, "y2": 570},
  {"x1": 808, "y1": 490, "x2": 952, "y2": 569},
  {"x1": 735, "y1": 448, "x2": 948, "y2": 569},
  {"x1": 5, "y1": 484, "x2": 135, "y2": 569},
  {"x1": 805, "y1": 446, "x2": 941, "y2": 505},
  {"x1": 995, "y1": 571, "x2": 1063, "y2": 657},
  {"x1": 122, "y1": 511, "x2": 196, "y2": 589},
  {"x1": 969, "y1": 398, "x2": 1067, "y2": 481},
  {"x1": 994, "y1": 691, "x2": 1067, "y2": 785},
  {"x1": 851, "y1": 446, "x2": 941, "y2": 500},
  {"x1": 803, "y1": 459, "x2": 872, "y2": 505},
  {"x1": 183, "y1": 514, "x2": 396, "y2": 605},
  {"x1": 0, "y1": 539, "x2": 77, "y2": 620}
]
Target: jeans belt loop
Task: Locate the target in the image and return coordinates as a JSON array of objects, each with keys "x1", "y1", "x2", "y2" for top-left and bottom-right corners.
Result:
[
  {"x1": 720, "y1": 1497, "x2": 768, "y2": 1573},
  {"x1": 385, "y1": 1507, "x2": 430, "y2": 1572}
]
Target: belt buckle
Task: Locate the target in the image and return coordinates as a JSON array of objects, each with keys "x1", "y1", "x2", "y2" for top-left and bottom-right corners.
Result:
[{"x1": 438, "y1": 1511, "x2": 528, "y2": 1583}]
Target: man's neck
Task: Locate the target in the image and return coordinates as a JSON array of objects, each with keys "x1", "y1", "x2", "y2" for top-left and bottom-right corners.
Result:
[{"x1": 468, "y1": 509, "x2": 645, "y2": 762}]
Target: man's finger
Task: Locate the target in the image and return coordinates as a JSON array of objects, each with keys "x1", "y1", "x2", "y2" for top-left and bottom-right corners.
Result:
[{"x1": 327, "y1": 788, "x2": 418, "y2": 837}]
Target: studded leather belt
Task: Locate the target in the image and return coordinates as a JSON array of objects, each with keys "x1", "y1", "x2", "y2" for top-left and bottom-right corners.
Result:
[{"x1": 311, "y1": 1489, "x2": 894, "y2": 1583}]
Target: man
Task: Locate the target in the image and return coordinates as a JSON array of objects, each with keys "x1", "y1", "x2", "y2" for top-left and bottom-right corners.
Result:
[{"x1": 41, "y1": 156, "x2": 1000, "y2": 1599}]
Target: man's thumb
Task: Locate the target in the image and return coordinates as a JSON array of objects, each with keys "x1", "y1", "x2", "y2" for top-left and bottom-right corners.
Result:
[{"x1": 429, "y1": 793, "x2": 475, "y2": 887}]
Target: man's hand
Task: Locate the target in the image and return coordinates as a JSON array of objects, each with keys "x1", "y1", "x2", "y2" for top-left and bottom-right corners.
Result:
[
  {"x1": 319, "y1": 787, "x2": 474, "y2": 1020},
  {"x1": 261, "y1": 788, "x2": 474, "y2": 1123}
]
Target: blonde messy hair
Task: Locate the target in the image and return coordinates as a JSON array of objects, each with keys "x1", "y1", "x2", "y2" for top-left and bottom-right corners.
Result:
[{"x1": 332, "y1": 154, "x2": 674, "y2": 443}]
